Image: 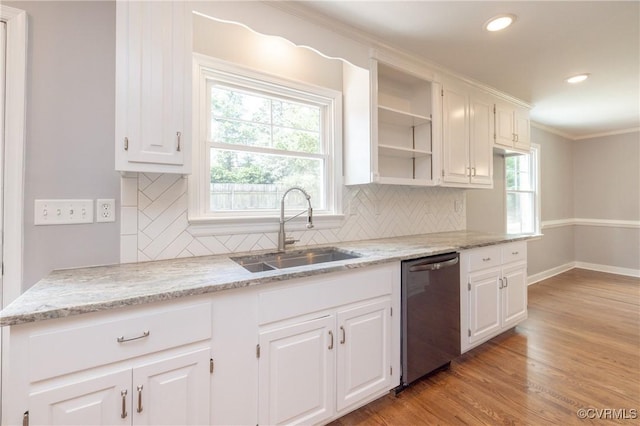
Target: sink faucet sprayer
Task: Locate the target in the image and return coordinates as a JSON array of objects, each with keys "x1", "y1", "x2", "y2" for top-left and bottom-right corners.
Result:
[{"x1": 278, "y1": 187, "x2": 314, "y2": 252}]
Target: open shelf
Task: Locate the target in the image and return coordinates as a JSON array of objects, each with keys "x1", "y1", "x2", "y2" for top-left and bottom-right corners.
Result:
[
  {"x1": 378, "y1": 144, "x2": 431, "y2": 158},
  {"x1": 378, "y1": 105, "x2": 431, "y2": 127}
]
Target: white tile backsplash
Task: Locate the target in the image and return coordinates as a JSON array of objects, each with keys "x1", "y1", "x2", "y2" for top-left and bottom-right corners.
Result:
[{"x1": 120, "y1": 174, "x2": 466, "y2": 262}]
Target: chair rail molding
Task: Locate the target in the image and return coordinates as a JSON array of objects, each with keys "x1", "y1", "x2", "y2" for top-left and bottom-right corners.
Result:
[{"x1": 541, "y1": 218, "x2": 640, "y2": 229}]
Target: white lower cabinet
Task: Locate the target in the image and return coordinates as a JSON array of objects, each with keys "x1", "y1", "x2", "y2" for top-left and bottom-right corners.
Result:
[
  {"x1": 461, "y1": 242, "x2": 528, "y2": 352},
  {"x1": 29, "y1": 349, "x2": 210, "y2": 426},
  {"x1": 259, "y1": 299, "x2": 391, "y2": 426},
  {"x1": 7, "y1": 264, "x2": 400, "y2": 426},
  {"x1": 8, "y1": 298, "x2": 213, "y2": 426},
  {"x1": 259, "y1": 315, "x2": 335, "y2": 426},
  {"x1": 257, "y1": 263, "x2": 400, "y2": 426},
  {"x1": 29, "y1": 369, "x2": 131, "y2": 426},
  {"x1": 336, "y1": 301, "x2": 390, "y2": 412}
]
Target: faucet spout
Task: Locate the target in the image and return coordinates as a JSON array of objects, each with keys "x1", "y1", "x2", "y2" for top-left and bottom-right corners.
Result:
[{"x1": 278, "y1": 187, "x2": 314, "y2": 252}]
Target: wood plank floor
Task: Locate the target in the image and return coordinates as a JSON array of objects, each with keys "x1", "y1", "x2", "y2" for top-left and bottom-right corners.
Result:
[{"x1": 330, "y1": 269, "x2": 640, "y2": 425}]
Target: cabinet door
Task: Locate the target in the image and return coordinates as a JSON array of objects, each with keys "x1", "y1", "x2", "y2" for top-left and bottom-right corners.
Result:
[
  {"x1": 259, "y1": 316, "x2": 335, "y2": 426},
  {"x1": 133, "y1": 348, "x2": 211, "y2": 425},
  {"x1": 336, "y1": 299, "x2": 391, "y2": 413},
  {"x1": 29, "y1": 369, "x2": 131, "y2": 425},
  {"x1": 469, "y1": 96, "x2": 493, "y2": 186},
  {"x1": 115, "y1": 1, "x2": 191, "y2": 173},
  {"x1": 514, "y1": 109, "x2": 531, "y2": 151},
  {"x1": 494, "y1": 103, "x2": 515, "y2": 148},
  {"x1": 442, "y1": 85, "x2": 470, "y2": 184},
  {"x1": 501, "y1": 262, "x2": 528, "y2": 329},
  {"x1": 467, "y1": 267, "x2": 502, "y2": 344}
]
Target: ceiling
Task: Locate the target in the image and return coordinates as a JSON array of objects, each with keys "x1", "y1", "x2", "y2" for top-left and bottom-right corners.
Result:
[{"x1": 283, "y1": 1, "x2": 640, "y2": 139}]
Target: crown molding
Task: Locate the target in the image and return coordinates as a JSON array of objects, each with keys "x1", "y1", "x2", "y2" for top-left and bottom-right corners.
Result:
[
  {"x1": 573, "y1": 127, "x2": 640, "y2": 141},
  {"x1": 530, "y1": 121, "x2": 576, "y2": 140}
]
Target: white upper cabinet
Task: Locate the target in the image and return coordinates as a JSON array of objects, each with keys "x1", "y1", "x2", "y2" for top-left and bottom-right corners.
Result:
[
  {"x1": 494, "y1": 101, "x2": 531, "y2": 153},
  {"x1": 343, "y1": 52, "x2": 441, "y2": 186},
  {"x1": 115, "y1": 1, "x2": 192, "y2": 173},
  {"x1": 441, "y1": 80, "x2": 493, "y2": 188}
]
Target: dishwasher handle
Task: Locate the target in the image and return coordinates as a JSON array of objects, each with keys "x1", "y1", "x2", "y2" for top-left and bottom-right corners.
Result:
[{"x1": 408, "y1": 257, "x2": 459, "y2": 272}]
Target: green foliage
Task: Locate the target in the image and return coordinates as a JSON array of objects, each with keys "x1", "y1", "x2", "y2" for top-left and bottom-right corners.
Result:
[{"x1": 209, "y1": 85, "x2": 323, "y2": 188}]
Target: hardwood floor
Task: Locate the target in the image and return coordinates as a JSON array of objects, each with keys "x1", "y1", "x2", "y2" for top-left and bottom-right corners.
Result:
[{"x1": 330, "y1": 269, "x2": 640, "y2": 425}]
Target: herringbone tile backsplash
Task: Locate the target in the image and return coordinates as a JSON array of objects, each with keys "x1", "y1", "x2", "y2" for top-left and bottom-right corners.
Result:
[{"x1": 120, "y1": 174, "x2": 466, "y2": 263}]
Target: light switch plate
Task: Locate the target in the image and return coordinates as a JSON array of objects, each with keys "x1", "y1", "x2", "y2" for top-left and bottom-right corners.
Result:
[{"x1": 34, "y1": 199, "x2": 94, "y2": 225}]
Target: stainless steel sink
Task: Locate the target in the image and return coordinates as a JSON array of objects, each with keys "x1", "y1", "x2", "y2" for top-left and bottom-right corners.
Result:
[{"x1": 232, "y1": 247, "x2": 360, "y2": 273}]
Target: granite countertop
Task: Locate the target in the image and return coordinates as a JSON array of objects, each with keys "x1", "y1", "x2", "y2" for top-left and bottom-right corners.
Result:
[{"x1": 0, "y1": 231, "x2": 537, "y2": 327}]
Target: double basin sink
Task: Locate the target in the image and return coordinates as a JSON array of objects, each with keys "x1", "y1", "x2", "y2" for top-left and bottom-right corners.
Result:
[{"x1": 232, "y1": 247, "x2": 360, "y2": 273}]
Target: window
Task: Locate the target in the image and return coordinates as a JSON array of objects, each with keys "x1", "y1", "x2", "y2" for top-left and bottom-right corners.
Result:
[
  {"x1": 190, "y1": 56, "x2": 342, "y2": 228},
  {"x1": 505, "y1": 144, "x2": 540, "y2": 234}
]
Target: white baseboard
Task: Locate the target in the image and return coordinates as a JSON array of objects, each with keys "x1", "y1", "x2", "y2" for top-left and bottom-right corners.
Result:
[
  {"x1": 528, "y1": 261, "x2": 640, "y2": 284},
  {"x1": 574, "y1": 262, "x2": 640, "y2": 278},
  {"x1": 528, "y1": 262, "x2": 575, "y2": 285}
]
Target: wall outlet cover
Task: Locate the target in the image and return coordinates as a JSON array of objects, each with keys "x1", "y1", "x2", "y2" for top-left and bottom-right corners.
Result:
[{"x1": 96, "y1": 199, "x2": 116, "y2": 223}]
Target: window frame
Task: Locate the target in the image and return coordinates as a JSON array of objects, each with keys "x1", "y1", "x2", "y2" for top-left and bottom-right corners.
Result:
[
  {"x1": 188, "y1": 54, "x2": 343, "y2": 234},
  {"x1": 505, "y1": 144, "x2": 540, "y2": 235}
]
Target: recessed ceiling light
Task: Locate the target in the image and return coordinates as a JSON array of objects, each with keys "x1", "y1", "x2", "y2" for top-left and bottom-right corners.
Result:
[
  {"x1": 566, "y1": 74, "x2": 590, "y2": 84},
  {"x1": 484, "y1": 14, "x2": 516, "y2": 32}
]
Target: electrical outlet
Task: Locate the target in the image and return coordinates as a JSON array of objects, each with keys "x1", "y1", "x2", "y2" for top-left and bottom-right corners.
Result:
[
  {"x1": 96, "y1": 199, "x2": 116, "y2": 223},
  {"x1": 34, "y1": 199, "x2": 94, "y2": 225}
]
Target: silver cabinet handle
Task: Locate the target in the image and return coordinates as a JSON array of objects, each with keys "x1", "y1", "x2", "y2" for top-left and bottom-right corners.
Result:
[
  {"x1": 328, "y1": 330, "x2": 334, "y2": 350},
  {"x1": 121, "y1": 390, "x2": 128, "y2": 419},
  {"x1": 472, "y1": 167, "x2": 476, "y2": 176},
  {"x1": 482, "y1": 257, "x2": 491, "y2": 262},
  {"x1": 117, "y1": 330, "x2": 150, "y2": 343},
  {"x1": 176, "y1": 131, "x2": 182, "y2": 152},
  {"x1": 504, "y1": 277, "x2": 509, "y2": 287},
  {"x1": 515, "y1": 134, "x2": 519, "y2": 142},
  {"x1": 512, "y1": 251, "x2": 519, "y2": 255},
  {"x1": 512, "y1": 133, "x2": 517, "y2": 142},
  {"x1": 340, "y1": 326, "x2": 346, "y2": 344},
  {"x1": 137, "y1": 385, "x2": 143, "y2": 413},
  {"x1": 124, "y1": 137, "x2": 129, "y2": 151},
  {"x1": 498, "y1": 278, "x2": 503, "y2": 289},
  {"x1": 467, "y1": 167, "x2": 472, "y2": 177}
]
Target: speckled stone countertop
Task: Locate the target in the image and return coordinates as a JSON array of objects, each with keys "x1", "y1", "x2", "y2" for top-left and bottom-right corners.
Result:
[{"x1": 0, "y1": 231, "x2": 537, "y2": 327}]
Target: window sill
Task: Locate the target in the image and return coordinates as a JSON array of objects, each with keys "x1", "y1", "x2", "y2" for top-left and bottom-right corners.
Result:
[{"x1": 188, "y1": 214, "x2": 345, "y2": 237}]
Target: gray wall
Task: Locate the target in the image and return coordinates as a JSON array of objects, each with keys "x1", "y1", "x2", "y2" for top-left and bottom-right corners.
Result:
[
  {"x1": 527, "y1": 126, "x2": 576, "y2": 276},
  {"x1": 467, "y1": 126, "x2": 640, "y2": 277},
  {"x1": 466, "y1": 153, "x2": 505, "y2": 234},
  {"x1": 572, "y1": 131, "x2": 640, "y2": 271},
  {"x1": 573, "y1": 132, "x2": 639, "y2": 221},
  {"x1": 6, "y1": 1, "x2": 120, "y2": 290}
]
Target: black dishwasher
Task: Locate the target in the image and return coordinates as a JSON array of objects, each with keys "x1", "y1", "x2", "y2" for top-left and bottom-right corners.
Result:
[{"x1": 400, "y1": 252, "x2": 460, "y2": 388}]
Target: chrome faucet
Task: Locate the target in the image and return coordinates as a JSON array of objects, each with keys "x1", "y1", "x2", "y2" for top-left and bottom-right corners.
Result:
[{"x1": 278, "y1": 187, "x2": 314, "y2": 252}]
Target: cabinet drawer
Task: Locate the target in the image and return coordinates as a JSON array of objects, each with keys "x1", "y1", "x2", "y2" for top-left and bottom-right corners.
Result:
[
  {"x1": 259, "y1": 265, "x2": 393, "y2": 326},
  {"x1": 29, "y1": 302, "x2": 211, "y2": 382},
  {"x1": 468, "y1": 246, "x2": 502, "y2": 272},
  {"x1": 502, "y1": 242, "x2": 527, "y2": 264}
]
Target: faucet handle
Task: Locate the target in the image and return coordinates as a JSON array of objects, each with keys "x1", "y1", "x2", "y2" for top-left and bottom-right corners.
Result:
[{"x1": 285, "y1": 238, "x2": 299, "y2": 246}]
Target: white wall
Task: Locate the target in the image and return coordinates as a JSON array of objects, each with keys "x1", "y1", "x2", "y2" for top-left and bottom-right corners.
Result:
[{"x1": 5, "y1": 1, "x2": 120, "y2": 290}]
